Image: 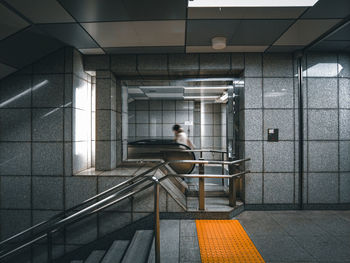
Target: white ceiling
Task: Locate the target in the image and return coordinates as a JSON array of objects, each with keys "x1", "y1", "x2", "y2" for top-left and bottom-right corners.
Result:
[{"x1": 82, "y1": 20, "x2": 186, "y2": 48}]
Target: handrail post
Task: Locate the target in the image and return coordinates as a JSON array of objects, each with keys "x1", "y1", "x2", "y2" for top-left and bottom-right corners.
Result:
[
  {"x1": 198, "y1": 160, "x2": 205, "y2": 210},
  {"x1": 228, "y1": 159, "x2": 236, "y2": 207},
  {"x1": 221, "y1": 152, "x2": 225, "y2": 186},
  {"x1": 153, "y1": 178, "x2": 160, "y2": 263},
  {"x1": 47, "y1": 231, "x2": 52, "y2": 263}
]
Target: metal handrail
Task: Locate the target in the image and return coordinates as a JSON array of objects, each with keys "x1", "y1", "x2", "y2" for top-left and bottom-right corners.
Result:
[
  {"x1": 0, "y1": 161, "x2": 166, "y2": 247},
  {"x1": 0, "y1": 157, "x2": 250, "y2": 263},
  {"x1": 0, "y1": 176, "x2": 155, "y2": 259},
  {"x1": 168, "y1": 158, "x2": 250, "y2": 165},
  {"x1": 170, "y1": 170, "x2": 250, "y2": 179},
  {"x1": 160, "y1": 149, "x2": 227, "y2": 154}
]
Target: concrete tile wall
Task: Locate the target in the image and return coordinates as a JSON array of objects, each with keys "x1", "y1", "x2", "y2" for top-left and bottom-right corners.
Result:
[
  {"x1": 128, "y1": 100, "x2": 226, "y2": 155},
  {"x1": 241, "y1": 52, "x2": 350, "y2": 206},
  {"x1": 72, "y1": 50, "x2": 94, "y2": 174},
  {"x1": 241, "y1": 53, "x2": 297, "y2": 205},
  {"x1": 128, "y1": 100, "x2": 195, "y2": 143},
  {"x1": 304, "y1": 52, "x2": 350, "y2": 205},
  {"x1": 200, "y1": 102, "x2": 226, "y2": 159},
  {"x1": 0, "y1": 47, "x2": 76, "y2": 260},
  {"x1": 95, "y1": 71, "x2": 122, "y2": 170}
]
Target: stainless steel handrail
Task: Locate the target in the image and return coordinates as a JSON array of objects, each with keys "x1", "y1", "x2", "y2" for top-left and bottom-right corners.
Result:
[
  {"x1": 0, "y1": 158, "x2": 250, "y2": 263},
  {"x1": 160, "y1": 149, "x2": 227, "y2": 154},
  {"x1": 0, "y1": 161, "x2": 166, "y2": 247},
  {"x1": 0, "y1": 176, "x2": 155, "y2": 259},
  {"x1": 170, "y1": 170, "x2": 250, "y2": 179}
]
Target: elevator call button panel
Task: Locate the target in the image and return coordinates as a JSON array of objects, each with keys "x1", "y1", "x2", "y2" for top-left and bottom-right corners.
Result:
[{"x1": 267, "y1": 128, "x2": 279, "y2": 142}]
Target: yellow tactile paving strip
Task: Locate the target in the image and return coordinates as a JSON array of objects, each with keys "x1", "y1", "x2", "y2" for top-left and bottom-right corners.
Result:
[{"x1": 196, "y1": 220, "x2": 265, "y2": 263}]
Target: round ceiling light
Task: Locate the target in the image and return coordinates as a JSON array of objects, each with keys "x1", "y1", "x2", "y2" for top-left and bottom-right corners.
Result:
[{"x1": 212, "y1": 37, "x2": 226, "y2": 50}]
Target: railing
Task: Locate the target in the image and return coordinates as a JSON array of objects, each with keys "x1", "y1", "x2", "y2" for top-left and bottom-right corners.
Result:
[
  {"x1": 0, "y1": 158, "x2": 250, "y2": 263},
  {"x1": 160, "y1": 148, "x2": 229, "y2": 184}
]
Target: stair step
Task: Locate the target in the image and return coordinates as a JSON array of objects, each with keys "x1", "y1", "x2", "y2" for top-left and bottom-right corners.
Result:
[
  {"x1": 121, "y1": 230, "x2": 154, "y2": 263},
  {"x1": 101, "y1": 240, "x2": 129, "y2": 263},
  {"x1": 85, "y1": 250, "x2": 106, "y2": 263},
  {"x1": 147, "y1": 239, "x2": 155, "y2": 263}
]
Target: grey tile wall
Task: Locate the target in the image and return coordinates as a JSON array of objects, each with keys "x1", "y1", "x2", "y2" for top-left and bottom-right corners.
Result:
[
  {"x1": 241, "y1": 52, "x2": 350, "y2": 206},
  {"x1": 200, "y1": 102, "x2": 226, "y2": 154},
  {"x1": 95, "y1": 70, "x2": 122, "y2": 170},
  {"x1": 128, "y1": 99, "x2": 226, "y2": 154},
  {"x1": 303, "y1": 52, "x2": 350, "y2": 205},
  {"x1": 0, "y1": 47, "x2": 102, "y2": 258},
  {"x1": 72, "y1": 50, "x2": 94, "y2": 174},
  {"x1": 241, "y1": 53, "x2": 297, "y2": 205},
  {"x1": 128, "y1": 100, "x2": 195, "y2": 142}
]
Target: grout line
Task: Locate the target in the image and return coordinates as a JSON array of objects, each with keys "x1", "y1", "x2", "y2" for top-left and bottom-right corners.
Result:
[
  {"x1": 62, "y1": 47, "x2": 67, "y2": 253},
  {"x1": 261, "y1": 53, "x2": 265, "y2": 205},
  {"x1": 292, "y1": 53, "x2": 296, "y2": 205},
  {"x1": 305, "y1": 54, "x2": 309, "y2": 205},
  {"x1": 337, "y1": 53, "x2": 341, "y2": 204}
]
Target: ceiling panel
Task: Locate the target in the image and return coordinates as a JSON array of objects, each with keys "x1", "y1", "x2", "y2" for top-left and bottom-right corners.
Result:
[
  {"x1": 58, "y1": 0, "x2": 187, "y2": 22},
  {"x1": 82, "y1": 21, "x2": 185, "y2": 48},
  {"x1": 0, "y1": 62, "x2": 17, "y2": 79},
  {"x1": 274, "y1": 19, "x2": 341, "y2": 46},
  {"x1": 231, "y1": 20, "x2": 295, "y2": 45},
  {"x1": 326, "y1": 23, "x2": 350, "y2": 41},
  {"x1": 186, "y1": 46, "x2": 268, "y2": 52},
  {"x1": 4, "y1": 0, "x2": 74, "y2": 23},
  {"x1": 0, "y1": 26, "x2": 63, "y2": 68},
  {"x1": 187, "y1": 20, "x2": 294, "y2": 46},
  {"x1": 302, "y1": 0, "x2": 350, "y2": 19},
  {"x1": 0, "y1": 3, "x2": 29, "y2": 40},
  {"x1": 104, "y1": 46, "x2": 184, "y2": 54},
  {"x1": 186, "y1": 20, "x2": 240, "y2": 45},
  {"x1": 188, "y1": 7, "x2": 307, "y2": 19},
  {"x1": 37, "y1": 23, "x2": 98, "y2": 49}
]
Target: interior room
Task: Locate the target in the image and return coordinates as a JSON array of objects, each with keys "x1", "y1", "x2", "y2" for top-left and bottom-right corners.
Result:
[{"x1": 0, "y1": 0, "x2": 349, "y2": 262}]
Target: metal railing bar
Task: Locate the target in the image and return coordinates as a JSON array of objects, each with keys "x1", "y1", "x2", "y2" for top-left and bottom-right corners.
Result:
[
  {"x1": 167, "y1": 158, "x2": 250, "y2": 165},
  {"x1": 89, "y1": 181, "x2": 155, "y2": 215},
  {"x1": 0, "y1": 177, "x2": 154, "y2": 260},
  {"x1": 0, "y1": 162, "x2": 166, "y2": 247},
  {"x1": 0, "y1": 235, "x2": 46, "y2": 260},
  {"x1": 168, "y1": 171, "x2": 249, "y2": 179},
  {"x1": 0, "y1": 157, "x2": 250, "y2": 261},
  {"x1": 160, "y1": 149, "x2": 227, "y2": 154}
]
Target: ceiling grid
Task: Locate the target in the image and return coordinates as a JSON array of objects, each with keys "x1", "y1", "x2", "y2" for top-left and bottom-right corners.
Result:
[{"x1": 0, "y1": 0, "x2": 349, "y2": 78}]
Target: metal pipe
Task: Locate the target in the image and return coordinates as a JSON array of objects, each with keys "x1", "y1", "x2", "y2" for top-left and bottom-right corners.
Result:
[
  {"x1": 198, "y1": 161, "x2": 205, "y2": 210},
  {"x1": 0, "y1": 161, "x2": 166, "y2": 247},
  {"x1": 1, "y1": 157, "x2": 250, "y2": 261},
  {"x1": 168, "y1": 158, "x2": 250, "y2": 165},
  {"x1": 221, "y1": 152, "x2": 225, "y2": 186},
  {"x1": 297, "y1": 53, "x2": 304, "y2": 210},
  {"x1": 170, "y1": 171, "x2": 249, "y2": 179},
  {"x1": 153, "y1": 178, "x2": 160, "y2": 263},
  {"x1": 0, "y1": 182, "x2": 155, "y2": 260},
  {"x1": 228, "y1": 157, "x2": 236, "y2": 207}
]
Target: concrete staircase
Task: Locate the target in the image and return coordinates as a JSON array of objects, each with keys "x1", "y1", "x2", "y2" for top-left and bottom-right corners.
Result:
[{"x1": 69, "y1": 230, "x2": 154, "y2": 263}]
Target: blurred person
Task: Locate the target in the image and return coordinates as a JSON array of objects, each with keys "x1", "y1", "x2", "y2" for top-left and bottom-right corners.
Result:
[{"x1": 172, "y1": 124, "x2": 194, "y2": 149}]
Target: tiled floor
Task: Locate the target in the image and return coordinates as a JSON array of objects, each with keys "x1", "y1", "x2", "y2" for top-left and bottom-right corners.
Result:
[{"x1": 157, "y1": 210, "x2": 350, "y2": 263}]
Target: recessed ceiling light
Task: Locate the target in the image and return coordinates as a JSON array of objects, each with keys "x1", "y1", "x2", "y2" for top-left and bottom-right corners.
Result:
[
  {"x1": 184, "y1": 96, "x2": 219, "y2": 100},
  {"x1": 188, "y1": 0, "x2": 319, "y2": 7},
  {"x1": 128, "y1": 88, "x2": 144, "y2": 94},
  {"x1": 184, "y1": 86, "x2": 228, "y2": 90}
]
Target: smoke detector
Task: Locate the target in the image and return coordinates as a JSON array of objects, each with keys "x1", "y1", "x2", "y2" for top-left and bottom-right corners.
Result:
[{"x1": 212, "y1": 37, "x2": 226, "y2": 50}]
